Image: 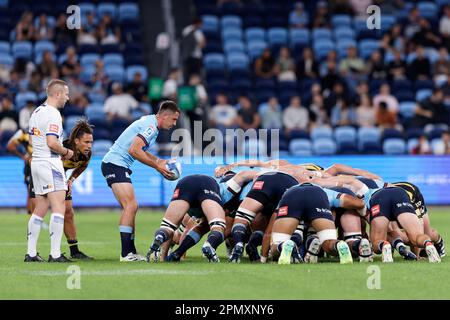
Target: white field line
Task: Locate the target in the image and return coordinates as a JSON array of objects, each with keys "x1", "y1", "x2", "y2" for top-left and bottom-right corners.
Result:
[{"x1": 0, "y1": 241, "x2": 116, "y2": 246}]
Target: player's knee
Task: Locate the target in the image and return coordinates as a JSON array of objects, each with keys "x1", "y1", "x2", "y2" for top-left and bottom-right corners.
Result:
[
  {"x1": 317, "y1": 229, "x2": 337, "y2": 245},
  {"x1": 125, "y1": 200, "x2": 138, "y2": 214},
  {"x1": 160, "y1": 218, "x2": 178, "y2": 235},
  {"x1": 209, "y1": 218, "x2": 226, "y2": 232}
]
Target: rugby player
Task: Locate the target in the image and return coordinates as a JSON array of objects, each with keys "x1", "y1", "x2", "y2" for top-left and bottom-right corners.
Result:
[
  {"x1": 272, "y1": 183, "x2": 362, "y2": 264},
  {"x1": 101, "y1": 100, "x2": 180, "y2": 262},
  {"x1": 7, "y1": 128, "x2": 35, "y2": 214},
  {"x1": 25, "y1": 79, "x2": 74, "y2": 262}
]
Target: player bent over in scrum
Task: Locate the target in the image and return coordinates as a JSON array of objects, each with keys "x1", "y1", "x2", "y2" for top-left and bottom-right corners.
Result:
[
  {"x1": 271, "y1": 183, "x2": 357, "y2": 265},
  {"x1": 147, "y1": 174, "x2": 226, "y2": 263},
  {"x1": 367, "y1": 187, "x2": 441, "y2": 263}
]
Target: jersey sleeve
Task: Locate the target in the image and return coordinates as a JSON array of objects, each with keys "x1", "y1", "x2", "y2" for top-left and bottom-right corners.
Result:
[
  {"x1": 137, "y1": 125, "x2": 158, "y2": 147},
  {"x1": 324, "y1": 188, "x2": 342, "y2": 208},
  {"x1": 45, "y1": 111, "x2": 62, "y2": 137}
]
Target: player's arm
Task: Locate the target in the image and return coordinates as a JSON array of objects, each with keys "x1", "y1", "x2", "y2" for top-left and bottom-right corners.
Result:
[
  {"x1": 226, "y1": 170, "x2": 259, "y2": 193},
  {"x1": 46, "y1": 135, "x2": 73, "y2": 159},
  {"x1": 128, "y1": 136, "x2": 173, "y2": 179},
  {"x1": 6, "y1": 134, "x2": 25, "y2": 159},
  {"x1": 324, "y1": 164, "x2": 381, "y2": 180}
]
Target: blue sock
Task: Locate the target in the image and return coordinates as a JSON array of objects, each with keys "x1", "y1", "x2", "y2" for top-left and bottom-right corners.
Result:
[
  {"x1": 290, "y1": 232, "x2": 303, "y2": 248},
  {"x1": 119, "y1": 225, "x2": 133, "y2": 258},
  {"x1": 231, "y1": 223, "x2": 247, "y2": 245},
  {"x1": 173, "y1": 231, "x2": 201, "y2": 257},
  {"x1": 248, "y1": 230, "x2": 264, "y2": 248},
  {"x1": 207, "y1": 230, "x2": 224, "y2": 249}
]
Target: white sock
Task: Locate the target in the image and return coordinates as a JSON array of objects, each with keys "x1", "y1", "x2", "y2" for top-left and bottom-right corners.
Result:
[
  {"x1": 27, "y1": 214, "x2": 44, "y2": 257},
  {"x1": 49, "y1": 213, "x2": 65, "y2": 258}
]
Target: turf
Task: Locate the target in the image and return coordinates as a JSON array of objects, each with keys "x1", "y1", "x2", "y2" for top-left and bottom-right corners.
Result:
[{"x1": 1, "y1": 208, "x2": 449, "y2": 300}]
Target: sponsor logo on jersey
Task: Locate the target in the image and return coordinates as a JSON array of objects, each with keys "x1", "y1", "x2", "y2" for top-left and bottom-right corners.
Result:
[
  {"x1": 371, "y1": 204, "x2": 381, "y2": 216},
  {"x1": 278, "y1": 206, "x2": 288, "y2": 217},
  {"x1": 49, "y1": 124, "x2": 59, "y2": 133},
  {"x1": 173, "y1": 188, "x2": 180, "y2": 198},
  {"x1": 29, "y1": 127, "x2": 42, "y2": 136},
  {"x1": 315, "y1": 207, "x2": 332, "y2": 214},
  {"x1": 125, "y1": 172, "x2": 130, "y2": 178},
  {"x1": 253, "y1": 181, "x2": 264, "y2": 190},
  {"x1": 43, "y1": 184, "x2": 53, "y2": 190},
  {"x1": 105, "y1": 174, "x2": 116, "y2": 179}
]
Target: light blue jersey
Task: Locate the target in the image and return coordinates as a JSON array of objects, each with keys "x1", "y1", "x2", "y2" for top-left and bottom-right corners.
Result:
[{"x1": 103, "y1": 115, "x2": 159, "y2": 169}]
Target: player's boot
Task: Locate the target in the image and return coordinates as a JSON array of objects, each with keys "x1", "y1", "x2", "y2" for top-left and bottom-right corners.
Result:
[
  {"x1": 229, "y1": 242, "x2": 244, "y2": 263},
  {"x1": 278, "y1": 240, "x2": 295, "y2": 265},
  {"x1": 425, "y1": 243, "x2": 441, "y2": 263},
  {"x1": 201, "y1": 242, "x2": 220, "y2": 263},
  {"x1": 381, "y1": 242, "x2": 394, "y2": 263},
  {"x1": 146, "y1": 235, "x2": 164, "y2": 262},
  {"x1": 71, "y1": 251, "x2": 94, "y2": 260},
  {"x1": 398, "y1": 246, "x2": 417, "y2": 260},
  {"x1": 120, "y1": 252, "x2": 146, "y2": 262},
  {"x1": 24, "y1": 253, "x2": 45, "y2": 262},
  {"x1": 336, "y1": 241, "x2": 353, "y2": 264},
  {"x1": 358, "y1": 238, "x2": 373, "y2": 262},
  {"x1": 165, "y1": 252, "x2": 181, "y2": 262},
  {"x1": 48, "y1": 253, "x2": 72, "y2": 263},
  {"x1": 291, "y1": 244, "x2": 303, "y2": 264},
  {"x1": 245, "y1": 242, "x2": 261, "y2": 262},
  {"x1": 304, "y1": 236, "x2": 320, "y2": 263},
  {"x1": 435, "y1": 237, "x2": 445, "y2": 257}
]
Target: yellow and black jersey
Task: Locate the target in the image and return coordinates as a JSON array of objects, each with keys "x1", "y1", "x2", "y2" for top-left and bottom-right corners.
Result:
[
  {"x1": 299, "y1": 163, "x2": 324, "y2": 172},
  {"x1": 11, "y1": 129, "x2": 33, "y2": 156},
  {"x1": 390, "y1": 182, "x2": 427, "y2": 218},
  {"x1": 62, "y1": 140, "x2": 91, "y2": 172}
]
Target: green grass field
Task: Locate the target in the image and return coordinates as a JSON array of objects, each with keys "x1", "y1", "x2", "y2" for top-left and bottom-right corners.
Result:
[{"x1": 1, "y1": 208, "x2": 450, "y2": 300}]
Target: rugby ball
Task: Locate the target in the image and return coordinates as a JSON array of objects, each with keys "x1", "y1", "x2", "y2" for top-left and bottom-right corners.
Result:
[{"x1": 165, "y1": 159, "x2": 182, "y2": 181}]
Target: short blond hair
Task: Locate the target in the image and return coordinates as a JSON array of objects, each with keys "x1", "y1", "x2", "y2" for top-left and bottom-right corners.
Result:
[{"x1": 46, "y1": 79, "x2": 68, "y2": 96}]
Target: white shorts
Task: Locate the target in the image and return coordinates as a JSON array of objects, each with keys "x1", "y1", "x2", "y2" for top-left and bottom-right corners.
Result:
[{"x1": 31, "y1": 158, "x2": 67, "y2": 195}]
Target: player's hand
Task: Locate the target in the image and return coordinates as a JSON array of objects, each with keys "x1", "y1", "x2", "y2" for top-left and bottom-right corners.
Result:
[
  {"x1": 215, "y1": 165, "x2": 233, "y2": 177},
  {"x1": 156, "y1": 159, "x2": 174, "y2": 179},
  {"x1": 62, "y1": 148, "x2": 74, "y2": 160},
  {"x1": 23, "y1": 154, "x2": 31, "y2": 164}
]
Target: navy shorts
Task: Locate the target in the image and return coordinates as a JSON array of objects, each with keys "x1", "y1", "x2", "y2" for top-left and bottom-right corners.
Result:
[
  {"x1": 171, "y1": 174, "x2": 222, "y2": 209},
  {"x1": 368, "y1": 187, "x2": 416, "y2": 222},
  {"x1": 246, "y1": 172, "x2": 298, "y2": 215},
  {"x1": 276, "y1": 185, "x2": 335, "y2": 223},
  {"x1": 101, "y1": 162, "x2": 132, "y2": 188},
  {"x1": 356, "y1": 177, "x2": 379, "y2": 189}
]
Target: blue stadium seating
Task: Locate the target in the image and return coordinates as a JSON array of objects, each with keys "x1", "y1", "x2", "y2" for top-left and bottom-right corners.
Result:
[
  {"x1": 407, "y1": 138, "x2": 419, "y2": 153},
  {"x1": 224, "y1": 40, "x2": 245, "y2": 55},
  {"x1": 118, "y1": 2, "x2": 139, "y2": 22},
  {"x1": 98, "y1": 3, "x2": 117, "y2": 19},
  {"x1": 92, "y1": 139, "x2": 113, "y2": 156},
  {"x1": 313, "y1": 138, "x2": 337, "y2": 155},
  {"x1": 221, "y1": 15, "x2": 242, "y2": 29},
  {"x1": 331, "y1": 15, "x2": 352, "y2": 28},
  {"x1": 418, "y1": 2, "x2": 438, "y2": 19},
  {"x1": 333, "y1": 27, "x2": 355, "y2": 41},
  {"x1": 226, "y1": 52, "x2": 249, "y2": 71},
  {"x1": 416, "y1": 89, "x2": 432, "y2": 102},
  {"x1": 247, "y1": 40, "x2": 267, "y2": 60},
  {"x1": 245, "y1": 28, "x2": 265, "y2": 42},
  {"x1": 399, "y1": 101, "x2": 417, "y2": 119},
  {"x1": 289, "y1": 139, "x2": 312, "y2": 156},
  {"x1": 12, "y1": 41, "x2": 32, "y2": 60},
  {"x1": 311, "y1": 126, "x2": 333, "y2": 141},
  {"x1": 15, "y1": 91, "x2": 38, "y2": 109},
  {"x1": 0, "y1": 40, "x2": 10, "y2": 53},
  {"x1": 383, "y1": 138, "x2": 406, "y2": 154},
  {"x1": 103, "y1": 53, "x2": 124, "y2": 67},
  {"x1": 126, "y1": 65, "x2": 148, "y2": 82},
  {"x1": 222, "y1": 28, "x2": 243, "y2": 42}
]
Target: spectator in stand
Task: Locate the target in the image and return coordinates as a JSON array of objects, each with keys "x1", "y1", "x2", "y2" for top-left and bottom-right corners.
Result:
[
  {"x1": 339, "y1": 46, "x2": 366, "y2": 90},
  {"x1": 7, "y1": 70, "x2": 21, "y2": 96},
  {"x1": 37, "y1": 51, "x2": 57, "y2": 79},
  {"x1": 19, "y1": 99, "x2": 35, "y2": 131},
  {"x1": 15, "y1": 11, "x2": 34, "y2": 41},
  {"x1": 412, "y1": 18, "x2": 442, "y2": 49},
  {"x1": 319, "y1": 50, "x2": 338, "y2": 78},
  {"x1": 312, "y1": 1, "x2": 330, "y2": 28},
  {"x1": 376, "y1": 101, "x2": 398, "y2": 129},
  {"x1": 189, "y1": 73, "x2": 208, "y2": 107},
  {"x1": 387, "y1": 49, "x2": 407, "y2": 81},
  {"x1": 283, "y1": 96, "x2": 309, "y2": 135},
  {"x1": 260, "y1": 96, "x2": 282, "y2": 130},
  {"x1": 162, "y1": 68, "x2": 180, "y2": 101},
  {"x1": 69, "y1": 94, "x2": 90, "y2": 115},
  {"x1": 34, "y1": 14, "x2": 54, "y2": 41},
  {"x1": 104, "y1": 82, "x2": 140, "y2": 122},
  {"x1": 373, "y1": 83, "x2": 399, "y2": 114},
  {"x1": 236, "y1": 96, "x2": 260, "y2": 130},
  {"x1": 180, "y1": 18, "x2": 205, "y2": 83},
  {"x1": 296, "y1": 47, "x2": 319, "y2": 80},
  {"x1": 408, "y1": 46, "x2": 432, "y2": 81},
  {"x1": 254, "y1": 48, "x2": 276, "y2": 79},
  {"x1": 90, "y1": 60, "x2": 109, "y2": 97},
  {"x1": 404, "y1": 7, "x2": 421, "y2": 40},
  {"x1": 331, "y1": 100, "x2": 356, "y2": 127},
  {"x1": 383, "y1": 24, "x2": 406, "y2": 53},
  {"x1": 324, "y1": 81, "x2": 350, "y2": 116},
  {"x1": 367, "y1": 50, "x2": 388, "y2": 81},
  {"x1": 309, "y1": 94, "x2": 329, "y2": 128},
  {"x1": 60, "y1": 46, "x2": 80, "y2": 78},
  {"x1": 27, "y1": 71, "x2": 42, "y2": 93},
  {"x1": 54, "y1": 13, "x2": 76, "y2": 46},
  {"x1": 356, "y1": 94, "x2": 376, "y2": 127},
  {"x1": 77, "y1": 12, "x2": 98, "y2": 45},
  {"x1": 289, "y1": 2, "x2": 309, "y2": 28},
  {"x1": 0, "y1": 97, "x2": 19, "y2": 133},
  {"x1": 97, "y1": 14, "x2": 121, "y2": 44},
  {"x1": 411, "y1": 135, "x2": 432, "y2": 155},
  {"x1": 276, "y1": 47, "x2": 296, "y2": 81},
  {"x1": 321, "y1": 60, "x2": 342, "y2": 92},
  {"x1": 440, "y1": 5, "x2": 450, "y2": 49},
  {"x1": 209, "y1": 93, "x2": 237, "y2": 132},
  {"x1": 434, "y1": 47, "x2": 450, "y2": 79},
  {"x1": 411, "y1": 88, "x2": 449, "y2": 128},
  {"x1": 127, "y1": 72, "x2": 148, "y2": 102},
  {"x1": 350, "y1": 0, "x2": 371, "y2": 17}
]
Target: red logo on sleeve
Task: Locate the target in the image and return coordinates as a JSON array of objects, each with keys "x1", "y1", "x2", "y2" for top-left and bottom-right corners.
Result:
[
  {"x1": 278, "y1": 206, "x2": 288, "y2": 217},
  {"x1": 371, "y1": 204, "x2": 380, "y2": 217},
  {"x1": 253, "y1": 181, "x2": 264, "y2": 190},
  {"x1": 173, "y1": 189, "x2": 180, "y2": 198},
  {"x1": 49, "y1": 124, "x2": 59, "y2": 133}
]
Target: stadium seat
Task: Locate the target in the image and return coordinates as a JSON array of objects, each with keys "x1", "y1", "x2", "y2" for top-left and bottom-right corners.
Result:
[
  {"x1": 416, "y1": 89, "x2": 432, "y2": 102},
  {"x1": 204, "y1": 53, "x2": 226, "y2": 72},
  {"x1": 222, "y1": 28, "x2": 243, "y2": 42},
  {"x1": 431, "y1": 138, "x2": 445, "y2": 154},
  {"x1": 289, "y1": 28, "x2": 310, "y2": 48},
  {"x1": 247, "y1": 40, "x2": 267, "y2": 60},
  {"x1": 80, "y1": 66, "x2": 96, "y2": 84},
  {"x1": 267, "y1": 27, "x2": 288, "y2": 48},
  {"x1": 358, "y1": 126, "x2": 381, "y2": 150},
  {"x1": 333, "y1": 27, "x2": 355, "y2": 41},
  {"x1": 399, "y1": 101, "x2": 417, "y2": 118},
  {"x1": 245, "y1": 27, "x2": 265, "y2": 42},
  {"x1": 80, "y1": 53, "x2": 101, "y2": 68},
  {"x1": 312, "y1": 28, "x2": 332, "y2": 40},
  {"x1": 334, "y1": 126, "x2": 357, "y2": 144},
  {"x1": 202, "y1": 15, "x2": 219, "y2": 34},
  {"x1": 106, "y1": 65, "x2": 125, "y2": 82},
  {"x1": 97, "y1": 3, "x2": 117, "y2": 19},
  {"x1": 415, "y1": 79, "x2": 435, "y2": 91},
  {"x1": 12, "y1": 41, "x2": 32, "y2": 60},
  {"x1": 224, "y1": 40, "x2": 245, "y2": 55},
  {"x1": 392, "y1": 79, "x2": 413, "y2": 93},
  {"x1": 0, "y1": 53, "x2": 13, "y2": 68},
  {"x1": 331, "y1": 14, "x2": 351, "y2": 28},
  {"x1": 65, "y1": 116, "x2": 81, "y2": 132},
  {"x1": 313, "y1": 138, "x2": 337, "y2": 155},
  {"x1": 358, "y1": 39, "x2": 380, "y2": 59},
  {"x1": 383, "y1": 138, "x2": 406, "y2": 154},
  {"x1": 15, "y1": 91, "x2": 38, "y2": 109},
  {"x1": 418, "y1": 2, "x2": 438, "y2": 19},
  {"x1": 0, "y1": 41, "x2": 10, "y2": 54},
  {"x1": 311, "y1": 126, "x2": 333, "y2": 141},
  {"x1": 79, "y1": 2, "x2": 96, "y2": 16},
  {"x1": 336, "y1": 39, "x2": 357, "y2": 58},
  {"x1": 226, "y1": 52, "x2": 249, "y2": 71},
  {"x1": 221, "y1": 15, "x2": 242, "y2": 29},
  {"x1": 34, "y1": 40, "x2": 55, "y2": 57},
  {"x1": 103, "y1": 53, "x2": 124, "y2": 67},
  {"x1": 126, "y1": 65, "x2": 148, "y2": 82},
  {"x1": 92, "y1": 139, "x2": 113, "y2": 156},
  {"x1": 381, "y1": 128, "x2": 404, "y2": 141},
  {"x1": 118, "y1": 2, "x2": 139, "y2": 22},
  {"x1": 395, "y1": 90, "x2": 415, "y2": 102},
  {"x1": 380, "y1": 15, "x2": 396, "y2": 32},
  {"x1": 289, "y1": 138, "x2": 312, "y2": 156},
  {"x1": 313, "y1": 39, "x2": 334, "y2": 60},
  {"x1": 406, "y1": 128, "x2": 424, "y2": 139},
  {"x1": 407, "y1": 138, "x2": 419, "y2": 153}
]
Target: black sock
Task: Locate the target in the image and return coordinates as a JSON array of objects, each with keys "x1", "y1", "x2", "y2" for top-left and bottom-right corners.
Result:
[
  {"x1": 290, "y1": 232, "x2": 303, "y2": 248},
  {"x1": 231, "y1": 223, "x2": 247, "y2": 244},
  {"x1": 248, "y1": 230, "x2": 264, "y2": 248},
  {"x1": 68, "y1": 239, "x2": 80, "y2": 256},
  {"x1": 173, "y1": 231, "x2": 201, "y2": 256},
  {"x1": 350, "y1": 240, "x2": 361, "y2": 257},
  {"x1": 131, "y1": 233, "x2": 137, "y2": 254},
  {"x1": 120, "y1": 232, "x2": 134, "y2": 258},
  {"x1": 207, "y1": 230, "x2": 224, "y2": 249}
]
